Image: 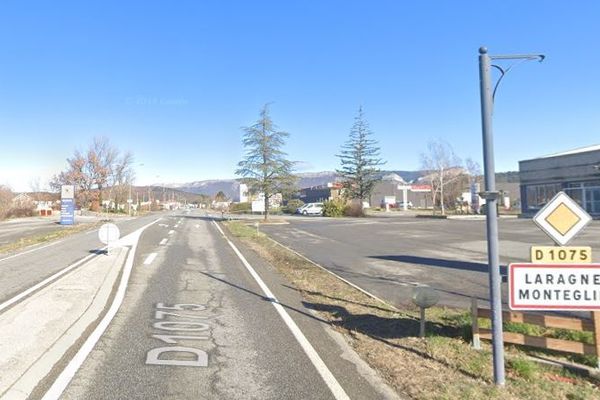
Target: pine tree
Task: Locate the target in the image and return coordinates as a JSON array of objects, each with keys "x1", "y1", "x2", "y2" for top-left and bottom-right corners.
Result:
[
  {"x1": 236, "y1": 105, "x2": 296, "y2": 220},
  {"x1": 336, "y1": 107, "x2": 385, "y2": 207}
]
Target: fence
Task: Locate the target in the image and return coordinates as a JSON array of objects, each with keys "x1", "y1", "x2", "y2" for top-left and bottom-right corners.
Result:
[{"x1": 471, "y1": 298, "x2": 600, "y2": 367}]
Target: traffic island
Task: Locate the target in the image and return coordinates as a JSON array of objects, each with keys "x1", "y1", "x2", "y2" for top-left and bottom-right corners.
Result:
[
  {"x1": 222, "y1": 220, "x2": 600, "y2": 400},
  {"x1": 0, "y1": 247, "x2": 128, "y2": 400}
]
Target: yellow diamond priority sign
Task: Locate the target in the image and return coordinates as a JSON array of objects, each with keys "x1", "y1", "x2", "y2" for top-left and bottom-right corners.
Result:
[{"x1": 533, "y1": 191, "x2": 591, "y2": 246}]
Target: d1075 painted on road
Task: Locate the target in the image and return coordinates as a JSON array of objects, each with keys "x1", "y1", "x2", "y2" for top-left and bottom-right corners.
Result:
[{"x1": 146, "y1": 302, "x2": 212, "y2": 367}]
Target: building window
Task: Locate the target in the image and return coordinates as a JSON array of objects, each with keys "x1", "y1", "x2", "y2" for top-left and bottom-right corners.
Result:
[{"x1": 525, "y1": 183, "x2": 562, "y2": 212}]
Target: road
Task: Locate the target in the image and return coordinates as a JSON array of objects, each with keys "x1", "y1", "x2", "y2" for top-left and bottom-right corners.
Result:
[
  {"x1": 1, "y1": 210, "x2": 395, "y2": 399},
  {"x1": 0, "y1": 215, "x2": 97, "y2": 247},
  {"x1": 0, "y1": 213, "x2": 163, "y2": 305},
  {"x1": 260, "y1": 215, "x2": 600, "y2": 309}
]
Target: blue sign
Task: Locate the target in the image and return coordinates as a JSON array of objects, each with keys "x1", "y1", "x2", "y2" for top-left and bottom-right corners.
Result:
[{"x1": 60, "y1": 198, "x2": 75, "y2": 225}]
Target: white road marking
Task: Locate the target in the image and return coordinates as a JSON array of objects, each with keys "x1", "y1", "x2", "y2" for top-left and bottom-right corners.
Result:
[
  {"x1": 211, "y1": 221, "x2": 350, "y2": 400},
  {"x1": 168, "y1": 230, "x2": 175, "y2": 235},
  {"x1": 0, "y1": 249, "x2": 103, "y2": 313},
  {"x1": 42, "y1": 218, "x2": 161, "y2": 400},
  {"x1": 160, "y1": 238, "x2": 168, "y2": 245},
  {"x1": 0, "y1": 240, "x2": 65, "y2": 264},
  {"x1": 143, "y1": 253, "x2": 158, "y2": 265}
]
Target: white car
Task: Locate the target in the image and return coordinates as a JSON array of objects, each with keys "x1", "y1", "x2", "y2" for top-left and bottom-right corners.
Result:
[{"x1": 301, "y1": 202, "x2": 323, "y2": 215}]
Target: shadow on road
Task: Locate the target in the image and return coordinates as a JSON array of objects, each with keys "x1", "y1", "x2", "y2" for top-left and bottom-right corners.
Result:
[
  {"x1": 301, "y1": 300, "x2": 482, "y2": 380},
  {"x1": 369, "y1": 255, "x2": 507, "y2": 276},
  {"x1": 197, "y1": 270, "x2": 330, "y2": 325}
]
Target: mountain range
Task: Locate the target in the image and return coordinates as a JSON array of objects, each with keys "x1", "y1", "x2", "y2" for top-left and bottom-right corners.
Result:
[{"x1": 155, "y1": 170, "x2": 429, "y2": 199}]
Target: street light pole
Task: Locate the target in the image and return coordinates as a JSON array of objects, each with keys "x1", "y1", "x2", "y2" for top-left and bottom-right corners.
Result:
[{"x1": 478, "y1": 46, "x2": 544, "y2": 386}]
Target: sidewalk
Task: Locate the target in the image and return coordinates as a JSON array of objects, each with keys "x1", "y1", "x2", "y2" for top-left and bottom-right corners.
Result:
[{"x1": 0, "y1": 247, "x2": 128, "y2": 400}]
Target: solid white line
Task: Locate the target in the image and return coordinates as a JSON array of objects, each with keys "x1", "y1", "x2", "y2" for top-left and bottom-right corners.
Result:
[
  {"x1": 0, "y1": 250, "x2": 103, "y2": 313},
  {"x1": 168, "y1": 230, "x2": 175, "y2": 235},
  {"x1": 143, "y1": 253, "x2": 158, "y2": 265},
  {"x1": 159, "y1": 238, "x2": 168, "y2": 245},
  {"x1": 0, "y1": 240, "x2": 65, "y2": 264},
  {"x1": 211, "y1": 221, "x2": 350, "y2": 400},
  {"x1": 42, "y1": 218, "x2": 160, "y2": 400},
  {"x1": 267, "y1": 237, "x2": 400, "y2": 312}
]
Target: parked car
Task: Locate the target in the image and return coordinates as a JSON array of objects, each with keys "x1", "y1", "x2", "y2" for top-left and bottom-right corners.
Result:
[
  {"x1": 295, "y1": 204, "x2": 308, "y2": 214},
  {"x1": 396, "y1": 201, "x2": 413, "y2": 209},
  {"x1": 300, "y1": 202, "x2": 323, "y2": 215}
]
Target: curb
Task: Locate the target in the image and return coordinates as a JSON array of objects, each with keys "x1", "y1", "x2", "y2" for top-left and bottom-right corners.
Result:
[{"x1": 0, "y1": 247, "x2": 128, "y2": 400}]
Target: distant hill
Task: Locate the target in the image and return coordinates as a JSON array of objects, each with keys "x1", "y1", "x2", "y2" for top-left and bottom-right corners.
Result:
[
  {"x1": 159, "y1": 170, "x2": 428, "y2": 199},
  {"x1": 496, "y1": 171, "x2": 520, "y2": 183},
  {"x1": 160, "y1": 169, "x2": 516, "y2": 199}
]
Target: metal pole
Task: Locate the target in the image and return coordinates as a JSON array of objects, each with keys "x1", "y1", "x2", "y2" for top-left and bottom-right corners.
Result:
[{"x1": 478, "y1": 46, "x2": 505, "y2": 386}]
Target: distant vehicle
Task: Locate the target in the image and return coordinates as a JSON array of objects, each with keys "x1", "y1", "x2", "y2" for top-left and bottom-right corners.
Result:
[
  {"x1": 300, "y1": 202, "x2": 323, "y2": 215},
  {"x1": 396, "y1": 201, "x2": 413, "y2": 209},
  {"x1": 296, "y1": 204, "x2": 309, "y2": 214}
]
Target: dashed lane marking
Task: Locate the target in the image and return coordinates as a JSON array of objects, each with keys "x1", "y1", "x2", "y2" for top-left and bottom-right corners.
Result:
[{"x1": 143, "y1": 253, "x2": 158, "y2": 265}]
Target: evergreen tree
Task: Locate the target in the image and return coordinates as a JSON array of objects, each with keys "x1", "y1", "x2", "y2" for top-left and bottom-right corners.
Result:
[
  {"x1": 336, "y1": 107, "x2": 385, "y2": 206},
  {"x1": 236, "y1": 105, "x2": 296, "y2": 220}
]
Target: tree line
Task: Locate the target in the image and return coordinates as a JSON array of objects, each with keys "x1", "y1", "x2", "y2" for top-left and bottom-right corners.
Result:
[{"x1": 237, "y1": 104, "x2": 480, "y2": 219}]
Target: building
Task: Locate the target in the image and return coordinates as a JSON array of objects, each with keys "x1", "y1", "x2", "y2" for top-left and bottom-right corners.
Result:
[
  {"x1": 237, "y1": 183, "x2": 249, "y2": 203},
  {"x1": 519, "y1": 144, "x2": 600, "y2": 217},
  {"x1": 298, "y1": 183, "x2": 343, "y2": 204},
  {"x1": 370, "y1": 173, "x2": 432, "y2": 208}
]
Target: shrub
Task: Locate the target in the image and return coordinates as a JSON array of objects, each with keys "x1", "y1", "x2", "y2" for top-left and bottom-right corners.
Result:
[
  {"x1": 5, "y1": 207, "x2": 35, "y2": 218},
  {"x1": 283, "y1": 199, "x2": 304, "y2": 214},
  {"x1": 344, "y1": 202, "x2": 365, "y2": 217},
  {"x1": 229, "y1": 202, "x2": 252, "y2": 213},
  {"x1": 322, "y1": 200, "x2": 345, "y2": 217}
]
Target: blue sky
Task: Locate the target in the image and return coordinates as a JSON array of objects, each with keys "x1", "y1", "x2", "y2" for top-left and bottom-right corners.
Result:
[{"x1": 1, "y1": 1, "x2": 599, "y2": 191}]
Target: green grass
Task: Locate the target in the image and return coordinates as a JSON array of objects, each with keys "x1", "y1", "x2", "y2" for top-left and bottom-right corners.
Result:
[{"x1": 507, "y1": 357, "x2": 539, "y2": 381}]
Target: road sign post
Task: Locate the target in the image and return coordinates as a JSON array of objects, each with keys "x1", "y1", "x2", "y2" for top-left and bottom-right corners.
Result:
[
  {"x1": 99, "y1": 223, "x2": 120, "y2": 255},
  {"x1": 60, "y1": 185, "x2": 76, "y2": 226},
  {"x1": 511, "y1": 191, "x2": 598, "y2": 366}
]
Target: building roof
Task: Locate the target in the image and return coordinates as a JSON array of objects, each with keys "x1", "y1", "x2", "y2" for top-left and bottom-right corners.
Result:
[
  {"x1": 531, "y1": 144, "x2": 600, "y2": 160},
  {"x1": 381, "y1": 173, "x2": 406, "y2": 183}
]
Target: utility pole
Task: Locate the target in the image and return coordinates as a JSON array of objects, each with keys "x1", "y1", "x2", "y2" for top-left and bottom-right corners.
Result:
[{"x1": 478, "y1": 46, "x2": 544, "y2": 386}]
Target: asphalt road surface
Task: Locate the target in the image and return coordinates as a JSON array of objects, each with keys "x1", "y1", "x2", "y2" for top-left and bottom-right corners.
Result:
[
  {"x1": 0, "y1": 214, "x2": 98, "y2": 247},
  {"x1": 0, "y1": 212, "x2": 166, "y2": 304},
  {"x1": 52, "y1": 212, "x2": 394, "y2": 400},
  {"x1": 261, "y1": 215, "x2": 600, "y2": 309}
]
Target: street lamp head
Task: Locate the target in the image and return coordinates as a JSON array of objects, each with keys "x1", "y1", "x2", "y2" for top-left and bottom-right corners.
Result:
[{"x1": 479, "y1": 46, "x2": 488, "y2": 55}]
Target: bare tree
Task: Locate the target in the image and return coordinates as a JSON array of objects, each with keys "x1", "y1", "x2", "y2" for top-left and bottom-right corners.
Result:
[
  {"x1": 0, "y1": 185, "x2": 13, "y2": 219},
  {"x1": 51, "y1": 137, "x2": 134, "y2": 210},
  {"x1": 465, "y1": 158, "x2": 482, "y2": 214},
  {"x1": 420, "y1": 139, "x2": 462, "y2": 215}
]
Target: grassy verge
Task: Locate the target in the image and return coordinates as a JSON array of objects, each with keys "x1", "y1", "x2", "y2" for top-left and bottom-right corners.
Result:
[
  {"x1": 0, "y1": 222, "x2": 100, "y2": 255},
  {"x1": 223, "y1": 220, "x2": 600, "y2": 399}
]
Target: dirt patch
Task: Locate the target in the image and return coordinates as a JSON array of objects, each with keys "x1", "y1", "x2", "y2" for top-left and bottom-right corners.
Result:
[{"x1": 223, "y1": 221, "x2": 600, "y2": 399}]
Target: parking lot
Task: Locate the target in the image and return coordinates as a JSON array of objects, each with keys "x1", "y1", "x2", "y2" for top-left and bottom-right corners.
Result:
[{"x1": 261, "y1": 215, "x2": 600, "y2": 310}]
